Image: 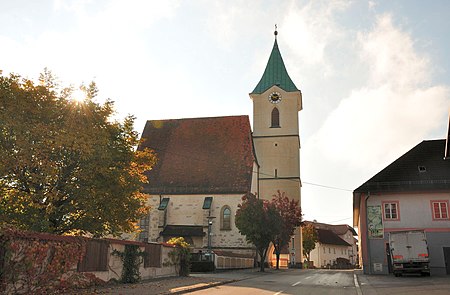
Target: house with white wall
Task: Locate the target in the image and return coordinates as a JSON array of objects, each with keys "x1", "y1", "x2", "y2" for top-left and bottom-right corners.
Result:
[
  {"x1": 353, "y1": 138, "x2": 450, "y2": 275},
  {"x1": 304, "y1": 221, "x2": 358, "y2": 268}
]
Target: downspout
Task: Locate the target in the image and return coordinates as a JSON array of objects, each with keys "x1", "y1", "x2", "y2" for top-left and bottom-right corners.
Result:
[
  {"x1": 156, "y1": 194, "x2": 163, "y2": 242},
  {"x1": 256, "y1": 164, "x2": 260, "y2": 199},
  {"x1": 318, "y1": 244, "x2": 320, "y2": 267},
  {"x1": 365, "y1": 192, "x2": 372, "y2": 274}
]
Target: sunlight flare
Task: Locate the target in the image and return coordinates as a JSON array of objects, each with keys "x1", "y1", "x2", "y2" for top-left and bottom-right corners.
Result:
[{"x1": 70, "y1": 88, "x2": 86, "y2": 103}]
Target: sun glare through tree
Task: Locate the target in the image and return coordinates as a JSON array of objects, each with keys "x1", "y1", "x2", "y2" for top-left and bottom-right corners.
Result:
[{"x1": 70, "y1": 88, "x2": 86, "y2": 104}]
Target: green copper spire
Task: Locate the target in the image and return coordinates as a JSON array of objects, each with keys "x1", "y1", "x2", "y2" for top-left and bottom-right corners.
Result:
[{"x1": 251, "y1": 30, "x2": 298, "y2": 94}]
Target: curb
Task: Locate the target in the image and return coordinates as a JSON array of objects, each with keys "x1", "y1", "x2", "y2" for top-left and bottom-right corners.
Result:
[
  {"x1": 157, "y1": 269, "x2": 275, "y2": 294},
  {"x1": 160, "y1": 279, "x2": 238, "y2": 294},
  {"x1": 353, "y1": 273, "x2": 362, "y2": 295}
]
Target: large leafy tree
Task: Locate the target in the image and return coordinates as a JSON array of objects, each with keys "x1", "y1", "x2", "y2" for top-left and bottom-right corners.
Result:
[
  {"x1": 0, "y1": 70, "x2": 156, "y2": 237},
  {"x1": 235, "y1": 192, "x2": 281, "y2": 272},
  {"x1": 271, "y1": 190, "x2": 302, "y2": 269},
  {"x1": 302, "y1": 223, "x2": 318, "y2": 262}
]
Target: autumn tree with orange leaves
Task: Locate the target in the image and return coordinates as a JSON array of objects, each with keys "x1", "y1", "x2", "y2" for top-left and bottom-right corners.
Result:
[
  {"x1": 0, "y1": 69, "x2": 156, "y2": 237},
  {"x1": 271, "y1": 190, "x2": 302, "y2": 270}
]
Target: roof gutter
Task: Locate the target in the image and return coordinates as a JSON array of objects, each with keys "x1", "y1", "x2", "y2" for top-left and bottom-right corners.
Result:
[
  {"x1": 365, "y1": 192, "x2": 372, "y2": 275},
  {"x1": 353, "y1": 192, "x2": 361, "y2": 228}
]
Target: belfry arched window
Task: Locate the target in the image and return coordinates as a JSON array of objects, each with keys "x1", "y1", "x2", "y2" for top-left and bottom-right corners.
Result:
[
  {"x1": 271, "y1": 107, "x2": 280, "y2": 128},
  {"x1": 221, "y1": 206, "x2": 231, "y2": 230}
]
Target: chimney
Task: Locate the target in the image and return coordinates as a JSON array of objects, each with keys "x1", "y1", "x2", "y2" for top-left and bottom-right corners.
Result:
[{"x1": 445, "y1": 110, "x2": 450, "y2": 160}]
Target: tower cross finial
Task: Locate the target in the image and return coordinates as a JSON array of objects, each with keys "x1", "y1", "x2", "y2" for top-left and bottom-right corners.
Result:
[{"x1": 274, "y1": 24, "x2": 278, "y2": 39}]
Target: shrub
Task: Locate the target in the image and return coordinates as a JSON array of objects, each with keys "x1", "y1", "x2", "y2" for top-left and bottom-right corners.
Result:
[{"x1": 164, "y1": 237, "x2": 191, "y2": 276}]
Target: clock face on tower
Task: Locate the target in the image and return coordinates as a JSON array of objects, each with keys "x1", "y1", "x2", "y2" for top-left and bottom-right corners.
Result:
[{"x1": 268, "y1": 91, "x2": 282, "y2": 104}]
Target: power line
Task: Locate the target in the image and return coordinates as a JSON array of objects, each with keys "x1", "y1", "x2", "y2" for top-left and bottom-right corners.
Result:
[
  {"x1": 326, "y1": 217, "x2": 353, "y2": 223},
  {"x1": 301, "y1": 181, "x2": 352, "y2": 192},
  {"x1": 256, "y1": 169, "x2": 351, "y2": 192}
]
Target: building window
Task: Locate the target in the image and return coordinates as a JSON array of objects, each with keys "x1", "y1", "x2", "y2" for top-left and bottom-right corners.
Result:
[
  {"x1": 328, "y1": 247, "x2": 331, "y2": 253},
  {"x1": 431, "y1": 200, "x2": 449, "y2": 220},
  {"x1": 271, "y1": 107, "x2": 280, "y2": 128},
  {"x1": 202, "y1": 197, "x2": 213, "y2": 209},
  {"x1": 333, "y1": 248, "x2": 336, "y2": 254},
  {"x1": 323, "y1": 247, "x2": 326, "y2": 254},
  {"x1": 383, "y1": 201, "x2": 400, "y2": 221},
  {"x1": 221, "y1": 206, "x2": 231, "y2": 230},
  {"x1": 138, "y1": 214, "x2": 150, "y2": 242},
  {"x1": 158, "y1": 198, "x2": 170, "y2": 210}
]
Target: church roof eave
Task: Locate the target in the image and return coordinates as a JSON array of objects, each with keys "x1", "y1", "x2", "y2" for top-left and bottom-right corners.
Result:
[{"x1": 251, "y1": 39, "x2": 299, "y2": 95}]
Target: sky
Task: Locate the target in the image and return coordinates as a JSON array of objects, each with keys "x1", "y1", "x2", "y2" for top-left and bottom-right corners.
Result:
[{"x1": 1, "y1": 0, "x2": 449, "y2": 228}]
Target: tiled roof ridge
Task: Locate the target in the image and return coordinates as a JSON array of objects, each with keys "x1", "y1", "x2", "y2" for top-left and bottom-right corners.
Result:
[
  {"x1": 145, "y1": 114, "x2": 249, "y2": 123},
  {"x1": 304, "y1": 220, "x2": 349, "y2": 228}
]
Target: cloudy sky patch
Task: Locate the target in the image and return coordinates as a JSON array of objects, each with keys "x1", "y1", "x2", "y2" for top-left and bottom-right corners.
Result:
[{"x1": 1, "y1": 0, "x2": 449, "y2": 226}]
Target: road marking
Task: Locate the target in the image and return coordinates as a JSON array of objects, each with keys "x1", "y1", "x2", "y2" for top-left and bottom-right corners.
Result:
[
  {"x1": 292, "y1": 281, "x2": 301, "y2": 286},
  {"x1": 274, "y1": 291, "x2": 283, "y2": 295},
  {"x1": 354, "y1": 273, "x2": 362, "y2": 295}
]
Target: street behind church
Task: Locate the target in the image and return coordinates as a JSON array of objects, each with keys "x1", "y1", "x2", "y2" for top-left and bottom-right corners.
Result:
[
  {"x1": 91, "y1": 269, "x2": 450, "y2": 294},
  {"x1": 191, "y1": 269, "x2": 356, "y2": 295},
  {"x1": 190, "y1": 269, "x2": 450, "y2": 295}
]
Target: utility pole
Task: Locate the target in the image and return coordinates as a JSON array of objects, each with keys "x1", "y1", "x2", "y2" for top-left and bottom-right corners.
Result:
[{"x1": 206, "y1": 215, "x2": 216, "y2": 261}]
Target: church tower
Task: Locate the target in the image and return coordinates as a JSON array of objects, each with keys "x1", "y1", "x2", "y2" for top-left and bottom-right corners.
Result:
[{"x1": 250, "y1": 29, "x2": 303, "y2": 265}]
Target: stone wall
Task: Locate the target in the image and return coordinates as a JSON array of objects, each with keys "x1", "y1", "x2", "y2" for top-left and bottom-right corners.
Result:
[
  {"x1": 0, "y1": 228, "x2": 178, "y2": 294},
  {"x1": 145, "y1": 193, "x2": 253, "y2": 250},
  {"x1": 92, "y1": 240, "x2": 177, "y2": 282}
]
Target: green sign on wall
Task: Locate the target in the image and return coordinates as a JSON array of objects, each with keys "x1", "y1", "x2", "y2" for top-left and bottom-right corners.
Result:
[{"x1": 367, "y1": 205, "x2": 384, "y2": 239}]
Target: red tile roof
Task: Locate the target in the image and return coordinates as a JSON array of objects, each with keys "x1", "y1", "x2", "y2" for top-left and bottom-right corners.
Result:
[
  {"x1": 303, "y1": 221, "x2": 357, "y2": 236},
  {"x1": 138, "y1": 116, "x2": 255, "y2": 194},
  {"x1": 316, "y1": 229, "x2": 351, "y2": 246}
]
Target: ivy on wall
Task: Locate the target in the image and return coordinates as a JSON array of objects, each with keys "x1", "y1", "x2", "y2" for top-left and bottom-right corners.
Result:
[
  {"x1": 112, "y1": 244, "x2": 146, "y2": 283},
  {"x1": 163, "y1": 237, "x2": 191, "y2": 277}
]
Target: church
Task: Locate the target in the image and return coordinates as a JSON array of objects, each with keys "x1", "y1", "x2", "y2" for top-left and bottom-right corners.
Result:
[{"x1": 137, "y1": 30, "x2": 303, "y2": 267}]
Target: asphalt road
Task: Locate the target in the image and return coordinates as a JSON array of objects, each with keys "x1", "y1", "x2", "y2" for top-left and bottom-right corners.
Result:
[
  {"x1": 86, "y1": 268, "x2": 450, "y2": 294},
  {"x1": 190, "y1": 269, "x2": 357, "y2": 295}
]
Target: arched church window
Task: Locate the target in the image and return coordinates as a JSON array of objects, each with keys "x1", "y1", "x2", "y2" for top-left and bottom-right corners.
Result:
[
  {"x1": 271, "y1": 107, "x2": 280, "y2": 128},
  {"x1": 221, "y1": 206, "x2": 231, "y2": 230}
]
